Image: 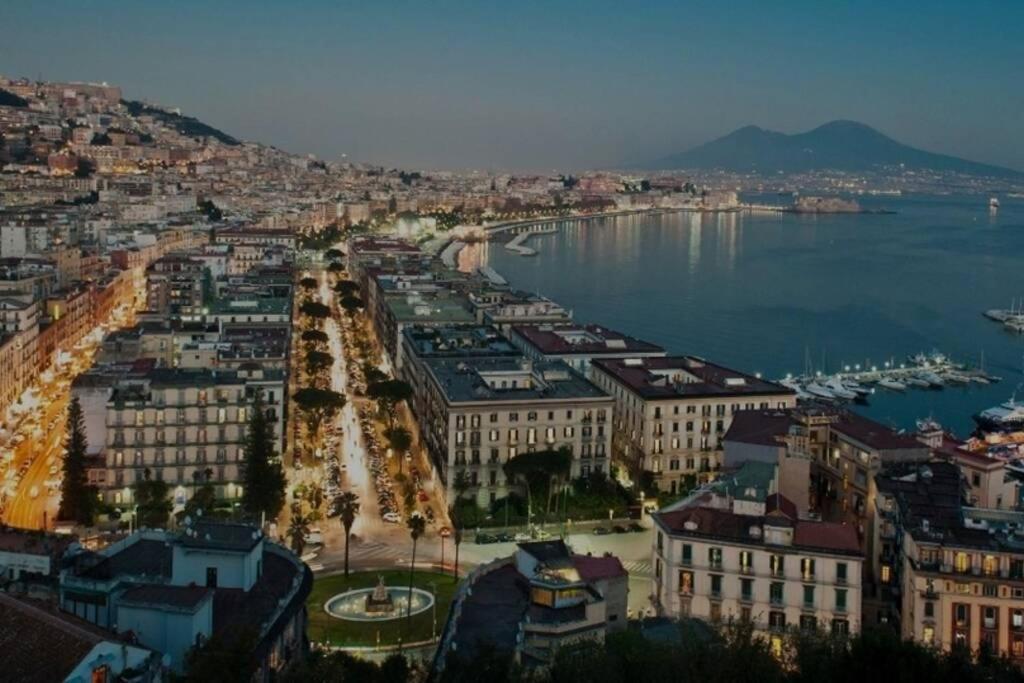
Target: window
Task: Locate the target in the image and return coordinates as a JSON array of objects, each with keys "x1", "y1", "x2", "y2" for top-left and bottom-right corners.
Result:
[
  {"x1": 983, "y1": 555, "x2": 998, "y2": 576},
  {"x1": 984, "y1": 606, "x2": 998, "y2": 630},
  {"x1": 831, "y1": 619, "x2": 849, "y2": 637},
  {"x1": 739, "y1": 550, "x2": 753, "y2": 573},
  {"x1": 836, "y1": 562, "x2": 847, "y2": 584},
  {"x1": 880, "y1": 565, "x2": 891, "y2": 584},
  {"x1": 1013, "y1": 609, "x2": 1024, "y2": 631},
  {"x1": 923, "y1": 626, "x2": 935, "y2": 644},
  {"x1": 708, "y1": 547, "x2": 722, "y2": 569},
  {"x1": 679, "y1": 570, "x2": 693, "y2": 596},
  {"x1": 710, "y1": 574, "x2": 722, "y2": 597},
  {"x1": 740, "y1": 578, "x2": 753, "y2": 602},
  {"x1": 924, "y1": 601, "x2": 934, "y2": 619},
  {"x1": 769, "y1": 611, "x2": 786, "y2": 631},
  {"x1": 741, "y1": 606, "x2": 752, "y2": 623},
  {"x1": 835, "y1": 589, "x2": 847, "y2": 612},
  {"x1": 803, "y1": 585, "x2": 815, "y2": 608},
  {"x1": 682, "y1": 544, "x2": 692, "y2": 566},
  {"x1": 954, "y1": 552, "x2": 970, "y2": 574},
  {"x1": 709, "y1": 602, "x2": 722, "y2": 622},
  {"x1": 770, "y1": 582, "x2": 784, "y2": 605},
  {"x1": 800, "y1": 558, "x2": 816, "y2": 580},
  {"x1": 206, "y1": 567, "x2": 218, "y2": 588},
  {"x1": 800, "y1": 615, "x2": 817, "y2": 633},
  {"x1": 770, "y1": 554, "x2": 785, "y2": 578}
]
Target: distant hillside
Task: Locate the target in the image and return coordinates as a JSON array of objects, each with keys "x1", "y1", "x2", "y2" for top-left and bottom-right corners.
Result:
[
  {"x1": 641, "y1": 120, "x2": 1020, "y2": 177},
  {"x1": 122, "y1": 99, "x2": 240, "y2": 146},
  {"x1": 0, "y1": 88, "x2": 29, "y2": 108}
]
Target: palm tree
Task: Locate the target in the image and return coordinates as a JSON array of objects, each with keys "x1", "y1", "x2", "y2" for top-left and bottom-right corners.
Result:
[
  {"x1": 406, "y1": 513, "x2": 426, "y2": 629},
  {"x1": 450, "y1": 470, "x2": 471, "y2": 581},
  {"x1": 336, "y1": 491, "x2": 360, "y2": 578},
  {"x1": 287, "y1": 512, "x2": 311, "y2": 556}
]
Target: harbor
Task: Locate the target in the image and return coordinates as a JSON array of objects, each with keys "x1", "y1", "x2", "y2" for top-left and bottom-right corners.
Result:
[{"x1": 984, "y1": 301, "x2": 1024, "y2": 334}]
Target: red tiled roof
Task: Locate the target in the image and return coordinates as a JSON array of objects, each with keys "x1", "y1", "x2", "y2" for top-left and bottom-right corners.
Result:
[
  {"x1": 792, "y1": 521, "x2": 861, "y2": 554},
  {"x1": 572, "y1": 554, "x2": 627, "y2": 581}
]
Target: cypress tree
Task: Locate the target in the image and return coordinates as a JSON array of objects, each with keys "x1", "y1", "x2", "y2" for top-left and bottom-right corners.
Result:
[
  {"x1": 240, "y1": 390, "x2": 286, "y2": 523},
  {"x1": 58, "y1": 396, "x2": 95, "y2": 525}
]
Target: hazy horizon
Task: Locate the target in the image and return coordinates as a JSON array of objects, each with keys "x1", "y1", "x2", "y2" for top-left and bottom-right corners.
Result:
[{"x1": 2, "y1": 0, "x2": 1021, "y2": 171}]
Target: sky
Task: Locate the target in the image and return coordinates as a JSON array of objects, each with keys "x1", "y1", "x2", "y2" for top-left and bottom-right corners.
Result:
[{"x1": 2, "y1": 1, "x2": 1022, "y2": 171}]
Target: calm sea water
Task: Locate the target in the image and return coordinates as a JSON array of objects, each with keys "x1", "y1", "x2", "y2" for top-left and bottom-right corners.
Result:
[{"x1": 468, "y1": 194, "x2": 1024, "y2": 436}]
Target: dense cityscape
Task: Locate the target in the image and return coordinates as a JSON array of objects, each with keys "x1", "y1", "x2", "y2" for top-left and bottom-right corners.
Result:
[{"x1": 1, "y1": 36, "x2": 1024, "y2": 683}]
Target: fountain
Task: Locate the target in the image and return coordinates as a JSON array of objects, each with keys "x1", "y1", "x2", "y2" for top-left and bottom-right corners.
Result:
[
  {"x1": 324, "y1": 577, "x2": 435, "y2": 622},
  {"x1": 365, "y1": 575, "x2": 396, "y2": 613}
]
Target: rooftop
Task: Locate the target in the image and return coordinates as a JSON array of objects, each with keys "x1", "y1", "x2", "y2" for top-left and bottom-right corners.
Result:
[
  {"x1": 386, "y1": 291, "x2": 474, "y2": 324},
  {"x1": 425, "y1": 356, "x2": 610, "y2": 404},
  {"x1": 654, "y1": 505, "x2": 862, "y2": 556},
  {"x1": 512, "y1": 323, "x2": 665, "y2": 357},
  {"x1": 592, "y1": 356, "x2": 793, "y2": 401},
  {"x1": 403, "y1": 324, "x2": 519, "y2": 360}
]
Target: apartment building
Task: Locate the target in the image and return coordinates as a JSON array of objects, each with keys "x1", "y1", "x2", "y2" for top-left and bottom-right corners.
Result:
[
  {"x1": 652, "y1": 495, "x2": 864, "y2": 649},
  {"x1": 418, "y1": 356, "x2": 613, "y2": 507},
  {"x1": 145, "y1": 254, "x2": 206, "y2": 316},
  {"x1": 590, "y1": 356, "x2": 796, "y2": 494},
  {"x1": 98, "y1": 365, "x2": 285, "y2": 506},
  {"x1": 509, "y1": 323, "x2": 666, "y2": 378},
  {"x1": 875, "y1": 462, "x2": 1024, "y2": 659}
]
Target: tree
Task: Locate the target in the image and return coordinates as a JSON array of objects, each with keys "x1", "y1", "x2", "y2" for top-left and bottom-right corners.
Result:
[
  {"x1": 300, "y1": 329, "x2": 328, "y2": 349},
  {"x1": 333, "y1": 491, "x2": 360, "y2": 577},
  {"x1": 133, "y1": 468, "x2": 172, "y2": 528},
  {"x1": 324, "y1": 248, "x2": 343, "y2": 261},
  {"x1": 240, "y1": 391, "x2": 287, "y2": 523},
  {"x1": 299, "y1": 276, "x2": 318, "y2": 291},
  {"x1": 334, "y1": 279, "x2": 360, "y2": 297},
  {"x1": 450, "y1": 470, "x2": 471, "y2": 580},
  {"x1": 340, "y1": 295, "x2": 364, "y2": 316},
  {"x1": 292, "y1": 387, "x2": 346, "y2": 438},
  {"x1": 327, "y1": 261, "x2": 344, "y2": 273},
  {"x1": 58, "y1": 396, "x2": 96, "y2": 525},
  {"x1": 305, "y1": 350, "x2": 334, "y2": 382},
  {"x1": 182, "y1": 628, "x2": 259, "y2": 683},
  {"x1": 299, "y1": 299, "x2": 331, "y2": 324},
  {"x1": 281, "y1": 650, "x2": 408, "y2": 683},
  {"x1": 363, "y1": 363, "x2": 388, "y2": 385},
  {"x1": 503, "y1": 448, "x2": 572, "y2": 526},
  {"x1": 405, "y1": 513, "x2": 427, "y2": 631},
  {"x1": 74, "y1": 157, "x2": 96, "y2": 178},
  {"x1": 287, "y1": 511, "x2": 311, "y2": 556},
  {"x1": 385, "y1": 426, "x2": 413, "y2": 474},
  {"x1": 367, "y1": 379, "x2": 413, "y2": 430},
  {"x1": 183, "y1": 475, "x2": 217, "y2": 521}
]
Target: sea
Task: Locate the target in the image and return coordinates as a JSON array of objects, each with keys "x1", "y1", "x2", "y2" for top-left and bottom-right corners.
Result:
[{"x1": 460, "y1": 193, "x2": 1024, "y2": 437}]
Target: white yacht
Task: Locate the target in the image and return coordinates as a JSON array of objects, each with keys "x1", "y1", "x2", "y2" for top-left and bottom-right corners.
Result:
[
  {"x1": 805, "y1": 382, "x2": 836, "y2": 399},
  {"x1": 974, "y1": 398, "x2": 1024, "y2": 433},
  {"x1": 878, "y1": 378, "x2": 906, "y2": 391}
]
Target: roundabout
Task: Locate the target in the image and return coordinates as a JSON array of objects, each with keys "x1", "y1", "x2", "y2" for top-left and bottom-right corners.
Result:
[{"x1": 324, "y1": 577, "x2": 435, "y2": 622}]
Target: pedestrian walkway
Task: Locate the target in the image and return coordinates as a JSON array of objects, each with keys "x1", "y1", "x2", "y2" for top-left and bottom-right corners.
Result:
[{"x1": 622, "y1": 560, "x2": 653, "y2": 578}]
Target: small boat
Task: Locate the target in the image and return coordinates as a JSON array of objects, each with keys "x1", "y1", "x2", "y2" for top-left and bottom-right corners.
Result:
[
  {"x1": 824, "y1": 378, "x2": 858, "y2": 400},
  {"x1": 974, "y1": 398, "x2": 1024, "y2": 433},
  {"x1": 918, "y1": 371, "x2": 945, "y2": 388},
  {"x1": 805, "y1": 382, "x2": 837, "y2": 399},
  {"x1": 1005, "y1": 319, "x2": 1024, "y2": 334},
  {"x1": 942, "y1": 372, "x2": 970, "y2": 384},
  {"x1": 905, "y1": 376, "x2": 931, "y2": 389},
  {"x1": 990, "y1": 197, "x2": 1000, "y2": 210},
  {"x1": 878, "y1": 378, "x2": 906, "y2": 391}
]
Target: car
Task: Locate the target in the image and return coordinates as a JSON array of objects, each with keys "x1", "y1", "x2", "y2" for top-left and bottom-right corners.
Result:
[
  {"x1": 417, "y1": 491, "x2": 429, "y2": 502},
  {"x1": 628, "y1": 522, "x2": 645, "y2": 533},
  {"x1": 494, "y1": 531, "x2": 514, "y2": 543},
  {"x1": 382, "y1": 512, "x2": 401, "y2": 523},
  {"x1": 592, "y1": 526, "x2": 611, "y2": 535},
  {"x1": 612, "y1": 525, "x2": 628, "y2": 534},
  {"x1": 304, "y1": 527, "x2": 323, "y2": 545},
  {"x1": 28, "y1": 485, "x2": 39, "y2": 499},
  {"x1": 475, "y1": 533, "x2": 497, "y2": 544}
]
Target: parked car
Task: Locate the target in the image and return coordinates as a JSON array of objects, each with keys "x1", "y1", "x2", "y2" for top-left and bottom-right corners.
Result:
[
  {"x1": 475, "y1": 533, "x2": 497, "y2": 544},
  {"x1": 592, "y1": 526, "x2": 611, "y2": 535},
  {"x1": 612, "y1": 525, "x2": 628, "y2": 534},
  {"x1": 628, "y1": 522, "x2": 645, "y2": 533},
  {"x1": 305, "y1": 527, "x2": 323, "y2": 545},
  {"x1": 382, "y1": 511, "x2": 401, "y2": 524}
]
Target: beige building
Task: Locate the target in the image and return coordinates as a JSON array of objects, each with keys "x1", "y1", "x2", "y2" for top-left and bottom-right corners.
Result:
[
  {"x1": 876, "y1": 462, "x2": 1024, "y2": 659},
  {"x1": 652, "y1": 495, "x2": 864, "y2": 651},
  {"x1": 418, "y1": 356, "x2": 613, "y2": 507},
  {"x1": 590, "y1": 356, "x2": 796, "y2": 494},
  {"x1": 98, "y1": 366, "x2": 285, "y2": 508}
]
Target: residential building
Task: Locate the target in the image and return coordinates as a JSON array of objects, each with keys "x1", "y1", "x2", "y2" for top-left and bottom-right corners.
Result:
[
  {"x1": 590, "y1": 356, "x2": 796, "y2": 494},
  {"x1": 652, "y1": 495, "x2": 864, "y2": 650},
  {"x1": 418, "y1": 356, "x2": 613, "y2": 507}
]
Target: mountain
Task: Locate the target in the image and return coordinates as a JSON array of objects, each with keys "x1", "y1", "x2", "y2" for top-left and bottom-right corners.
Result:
[{"x1": 641, "y1": 120, "x2": 1020, "y2": 177}]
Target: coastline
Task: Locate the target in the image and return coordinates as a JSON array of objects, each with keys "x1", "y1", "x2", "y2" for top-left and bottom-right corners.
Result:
[{"x1": 437, "y1": 207, "x2": 686, "y2": 265}]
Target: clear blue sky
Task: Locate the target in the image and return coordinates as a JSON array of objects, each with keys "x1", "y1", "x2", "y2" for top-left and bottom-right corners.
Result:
[{"x1": 2, "y1": 0, "x2": 1021, "y2": 171}]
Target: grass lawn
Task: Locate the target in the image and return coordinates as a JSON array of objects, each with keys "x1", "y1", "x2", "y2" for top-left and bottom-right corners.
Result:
[{"x1": 307, "y1": 570, "x2": 458, "y2": 648}]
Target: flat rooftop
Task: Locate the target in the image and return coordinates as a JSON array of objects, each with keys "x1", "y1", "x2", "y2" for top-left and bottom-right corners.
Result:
[
  {"x1": 403, "y1": 324, "x2": 518, "y2": 360},
  {"x1": 425, "y1": 356, "x2": 610, "y2": 405},
  {"x1": 593, "y1": 356, "x2": 794, "y2": 401},
  {"x1": 386, "y1": 291, "x2": 474, "y2": 324},
  {"x1": 512, "y1": 323, "x2": 665, "y2": 357}
]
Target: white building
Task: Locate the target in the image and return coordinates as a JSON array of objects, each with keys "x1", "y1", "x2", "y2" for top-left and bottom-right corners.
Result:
[{"x1": 652, "y1": 494, "x2": 863, "y2": 652}]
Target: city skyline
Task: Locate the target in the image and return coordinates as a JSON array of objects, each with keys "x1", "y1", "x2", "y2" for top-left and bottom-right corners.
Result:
[{"x1": 2, "y1": 0, "x2": 1022, "y2": 170}]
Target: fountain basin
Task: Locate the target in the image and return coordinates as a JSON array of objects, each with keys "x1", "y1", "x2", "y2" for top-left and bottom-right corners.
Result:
[{"x1": 324, "y1": 587, "x2": 434, "y2": 622}]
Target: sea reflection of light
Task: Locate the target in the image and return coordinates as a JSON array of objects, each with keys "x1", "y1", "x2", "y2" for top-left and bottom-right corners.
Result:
[{"x1": 685, "y1": 212, "x2": 702, "y2": 274}]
